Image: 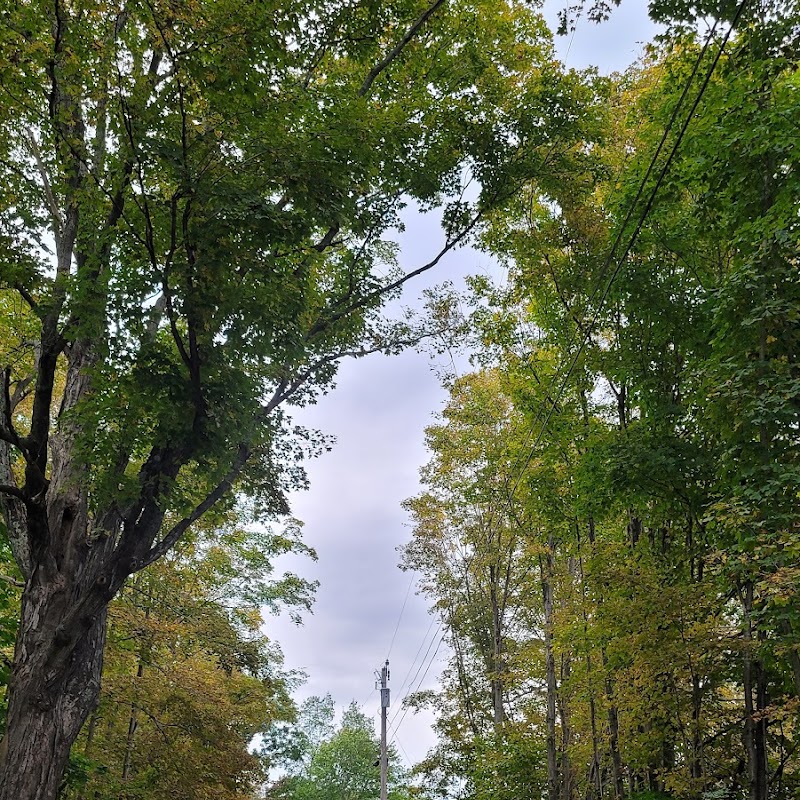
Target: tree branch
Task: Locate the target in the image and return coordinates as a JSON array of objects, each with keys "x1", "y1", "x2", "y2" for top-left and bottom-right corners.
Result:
[
  {"x1": 0, "y1": 484, "x2": 27, "y2": 503},
  {"x1": 359, "y1": 0, "x2": 447, "y2": 97},
  {"x1": 25, "y1": 127, "x2": 64, "y2": 233},
  {"x1": 306, "y1": 201, "x2": 486, "y2": 340},
  {"x1": 138, "y1": 442, "x2": 252, "y2": 569}
]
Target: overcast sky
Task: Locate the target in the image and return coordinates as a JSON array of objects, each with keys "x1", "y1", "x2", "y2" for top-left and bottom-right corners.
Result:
[{"x1": 265, "y1": 1, "x2": 659, "y2": 771}]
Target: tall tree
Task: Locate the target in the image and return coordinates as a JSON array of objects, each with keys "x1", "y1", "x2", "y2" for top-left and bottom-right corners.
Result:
[
  {"x1": 63, "y1": 515, "x2": 308, "y2": 800},
  {"x1": 0, "y1": 0, "x2": 590, "y2": 796},
  {"x1": 407, "y1": 3, "x2": 800, "y2": 797}
]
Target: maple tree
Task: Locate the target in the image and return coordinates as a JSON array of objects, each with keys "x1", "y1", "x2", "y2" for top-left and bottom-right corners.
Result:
[{"x1": 0, "y1": 0, "x2": 592, "y2": 795}]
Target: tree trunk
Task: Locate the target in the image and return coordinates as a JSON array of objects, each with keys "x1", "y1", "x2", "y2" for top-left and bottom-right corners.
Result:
[
  {"x1": 741, "y1": 582, "x2": 768, "y2": 800},
  {"x1": 489, "y1": 565, "x2": 505, "y2": 728},
  {"x1": 0, "y1": 577, "x2": 107, "y2": 800},
  {"x1": 540, "y1": 543, "x2": 559, "y2": 800},
  {"x1": 558, "y1": 653, "x2": 574, "y2": 800},
  {"x1": 602, "y1": 670, "x2": 624, "y2": 800},
  {"x1": 121, "y1": 661, "x2": 144, "y2": 784},
  {"x1": 576, "y1": 522, "x2": 602, "y2": 800},
  {"x1": 585, "y1": 518, "x2": 624, "y2": 799}
]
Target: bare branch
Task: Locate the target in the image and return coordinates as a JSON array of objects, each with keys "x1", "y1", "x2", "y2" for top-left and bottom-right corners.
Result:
[
  {"x1": 25, "y1": 127, "x2": 64, "y2": 233},
  {"x1": 307, "y1": 200, "x2": 486, "y2": 339},
  {"x1": 313, "y1": 223, "x2": 341, "y2": 252}
]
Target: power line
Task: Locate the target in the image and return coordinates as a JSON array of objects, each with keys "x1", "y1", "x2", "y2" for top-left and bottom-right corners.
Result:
[
  {"x1": 378, "y1": 0, "x2": 751, "y2": 761},
  {"x1": 388, "y1": 613, "x2": 438, "y2": 701},
  {"x1": 387, "y1": 725, "x2": 414, "y2": 767},
  {"x1": 502, "y1": 0, "x2": 750, "y2": 502},
  {"x1": 479, "y1": 5, "x2": 736, "y2": 544},
  {"x1": 390, "y1": 619, "x2": 443, "y2": 726},
  {"x1": 445, "y1": 0, "x2": 750, "y2": 575},
  {"x1": 390, "y1": 631, "x2": 446, "y2": 735},
  {"x1": 402, "y1": 0, "x2": 750, "y2": 740},
  {"x1": 385, "y1": 572, "x2": 415, "y2": 660}
]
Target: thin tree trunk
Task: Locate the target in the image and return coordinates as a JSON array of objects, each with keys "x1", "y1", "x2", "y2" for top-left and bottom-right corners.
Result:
[
  {"x1": 76, "y1": 708, "x2": 100, "y2": 800},
  {"x1": 576, "y1": 523, "x2": 602, "y2": 800},
  {"x1": 540, "y1": 540, "x2": 559, "y2": 800},
  {"x1": 121, "y1": 660, "x2": 145, "y2": 784},
  {"x1": 690, "y1": 672, "x2": 704, "y2": 783},
  {"x1": 741, "y1": 582, "x2": 768, "y2": 800},
  {"x1": 489, "y1": 565, "x2": 505, "y2": 728},
  {"x1": 586, "y1": 517, "x2": 624, "y2": 799},
  {"x1": 602, "y1": 667, "x2": 624, "y2": 800},
  {"x1": 559, "y1": 651, "x2": 574, "y2": 800},
  {"x1": 558, "y1": 560, "x2": 576, "y2": 800}
]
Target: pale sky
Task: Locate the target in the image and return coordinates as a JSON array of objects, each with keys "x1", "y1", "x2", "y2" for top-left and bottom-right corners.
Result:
[{"x1": 265, "y1": 0, "x2": 659, "y2": 772}]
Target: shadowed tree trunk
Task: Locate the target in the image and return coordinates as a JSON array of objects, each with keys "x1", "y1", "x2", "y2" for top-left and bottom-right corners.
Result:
[{"x1": 0, "y1": 593, "x2": 107, "y2": 800}]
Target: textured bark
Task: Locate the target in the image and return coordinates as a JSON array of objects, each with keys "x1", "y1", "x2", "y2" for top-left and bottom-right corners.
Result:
[
  {"x1": 0, "y1": 378, "x2": 31, "y2": 578},
  {"x1": 0, "y1": 580, "x2": 107, "y2": 800}
]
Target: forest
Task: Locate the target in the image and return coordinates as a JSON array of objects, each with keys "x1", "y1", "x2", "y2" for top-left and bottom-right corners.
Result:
[{"x1": 0, "y1": 0, "x2": 797, "y2": 799}]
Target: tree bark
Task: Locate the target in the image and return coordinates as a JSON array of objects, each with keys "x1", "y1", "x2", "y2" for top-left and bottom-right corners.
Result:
[
  {"x1": 585, "y1": 517, "x2": 624, "y2": 799},
  {"x1": 0, "y1": 579, "x2": 107, "y2": 800},
  {"x1": 540, "y1": 541, "x2": 559, "y2": 800},
  {"x1": 741, "y1": 581, "x2": 768, "y2": 800}
]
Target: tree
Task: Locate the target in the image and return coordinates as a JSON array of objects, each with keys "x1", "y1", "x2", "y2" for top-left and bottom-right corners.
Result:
[
  {"x1": 405, "y1": 3, "x2": 800, "y2": 797},
  {"x1": 62, "y1": 515, "x2": 307, "y2": 800},
  {"x1": 0, "y1": 0, "x2": 591, "y2": 797},
  {"x1": 264, "y1": 700, "x2": 410, "y2": 800}
]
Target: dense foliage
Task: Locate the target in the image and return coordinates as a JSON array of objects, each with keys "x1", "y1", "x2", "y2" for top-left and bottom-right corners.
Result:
[
  {"x1": 0, "y1": 0, "x2": 592, "y2": 796},
  {"x1": 1, "y1": 0, "x2": 797, "y2": 798},
  {"x1": 0, "y1": 510, "x2": 314, "y2": 799},
  {"x1": 403, "y1": 4, "x2": 800, "y2": 800},
  {"x1": 264, "y1": 698, "x2": 411, "y2": 800}
]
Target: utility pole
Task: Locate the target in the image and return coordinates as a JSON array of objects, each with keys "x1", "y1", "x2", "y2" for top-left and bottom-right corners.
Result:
[{"x1": 376, "y1": 659, "x2": 390, "y2": 800}]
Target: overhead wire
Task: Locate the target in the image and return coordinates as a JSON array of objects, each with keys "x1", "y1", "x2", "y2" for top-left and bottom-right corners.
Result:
[
  {"x1": 389, "y1": 618, "x2": 443, "y2": 725},
  {"x1": 389, "y1": 631, "x2": 446, "y2": 735},
  {"x1": 433, "y1": 1, "x2": 751, "y2": 601},
  {"x1": 385, "y1": 571, "x2": 415, "y2": 660},
  {"x1": 496, "y1": 0, "x2": 750, "y2": 507},
  {"x1": 373, "y1": 0, "x2": 751, "y2": 752}
]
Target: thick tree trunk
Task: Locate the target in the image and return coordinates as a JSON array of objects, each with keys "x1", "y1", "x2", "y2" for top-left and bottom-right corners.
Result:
[{"x1": 0, "y1": 577, "x2": 107, "y2": 800}]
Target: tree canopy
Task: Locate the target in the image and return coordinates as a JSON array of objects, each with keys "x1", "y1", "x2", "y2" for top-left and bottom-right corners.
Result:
[
  {"x1": 0, "y1": 0, "x2": 596, "y2": 795},
  {"x1": 404, "y1": 5, "x2": 800, "y2": 800}
]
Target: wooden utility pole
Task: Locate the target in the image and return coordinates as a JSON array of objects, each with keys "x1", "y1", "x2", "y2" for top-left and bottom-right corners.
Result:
[{"x1": 378, "y1": 660, "x2": 390, "y2": 800}]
